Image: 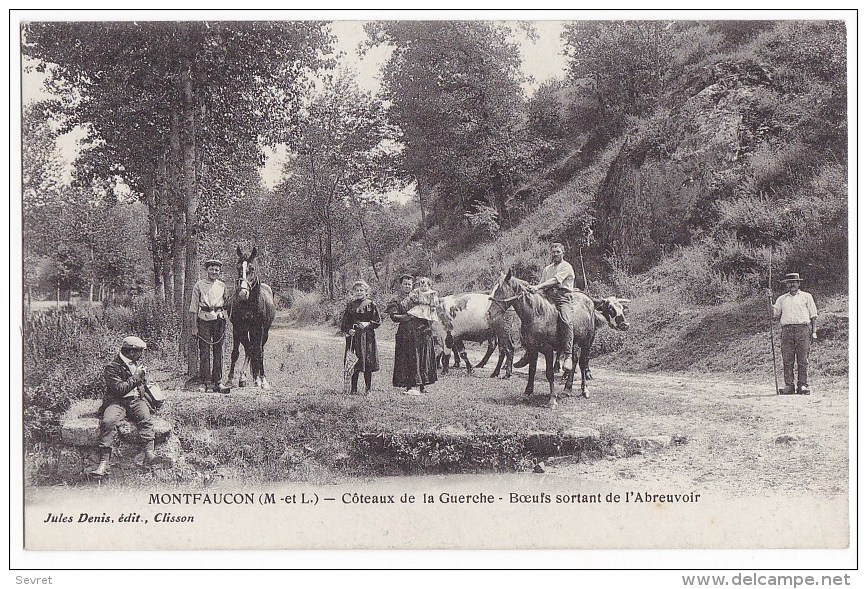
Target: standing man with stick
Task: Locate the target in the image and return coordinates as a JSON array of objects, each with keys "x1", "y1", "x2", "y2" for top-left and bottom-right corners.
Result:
[{"x1": 767, "y1": 273, "x2": 819, "y2": 395}]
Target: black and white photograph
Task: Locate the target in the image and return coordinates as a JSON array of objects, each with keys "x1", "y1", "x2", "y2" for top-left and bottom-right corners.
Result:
[{"x1": 10, "y1": 8, "x2": 857, "y2": 575}]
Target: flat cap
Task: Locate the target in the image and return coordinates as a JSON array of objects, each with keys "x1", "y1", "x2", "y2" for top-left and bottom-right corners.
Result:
[
  {"x1": 203, "y1": 258, "x2": 222, "y2": 268},
  {"x1": 121, "y1": 336, "x2": 147, "y2": 350}
]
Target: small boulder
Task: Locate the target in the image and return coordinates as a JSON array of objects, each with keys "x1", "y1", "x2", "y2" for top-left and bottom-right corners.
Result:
[
  {"x1": 775, "y1": 433, "x2": 802, "y2": 445},
  {"x1": 631, "y1": 435, "x2": 672, "y2": 450},
  {"x1": 611, "y1": 443, "x2": 627, "y2": 458}
]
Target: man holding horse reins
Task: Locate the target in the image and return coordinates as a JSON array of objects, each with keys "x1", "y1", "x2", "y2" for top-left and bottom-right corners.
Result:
[
  {"x1": 189, "y1": 258, "x2": 229, "y2": 393},
  {"x1": 527, "y1": 242, "x2": 577, "y2": 376}
]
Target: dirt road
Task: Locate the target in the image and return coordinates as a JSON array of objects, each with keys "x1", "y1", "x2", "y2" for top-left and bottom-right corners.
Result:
[{"x1": 262, "y1": 323, "x2": 849, "y2": 499}]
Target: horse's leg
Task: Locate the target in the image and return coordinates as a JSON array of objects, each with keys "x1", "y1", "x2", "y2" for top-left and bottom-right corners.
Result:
[
  {"x1": 259, "y1": 325, "x2": 271, "y2": 390},
  {"x1": 579, "y1": 344, "x2": 591, "y2": 399},
  {"x1": 227, "y1": 330, "x2": 242, "y2": 386},
  {"x1": 238, "y1": 333, "x2": 251, "y2": 387},
  {"x1": 564, "y1": 349, "x2": 578, "y2": 394},
  {"x1": 523, "y1": 350, "x2": 538, "y2": 397},
  {"x1": 544, "y1": 350, "x2": 557, "y2": 409},
  {"x1": 503, "y1": 342, "x2": 514, "y2": 379},
  {"x1": 249, "y1": 324, "x2": 263, "y2": 388},
  {"x1": 476, "y1": 336, "x2": 496, "y2": 368}
]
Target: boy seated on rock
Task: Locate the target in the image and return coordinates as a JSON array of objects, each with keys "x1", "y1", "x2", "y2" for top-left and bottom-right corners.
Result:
[{"x1": 90, "y1": 336, "x2": 169, "y2": 478}]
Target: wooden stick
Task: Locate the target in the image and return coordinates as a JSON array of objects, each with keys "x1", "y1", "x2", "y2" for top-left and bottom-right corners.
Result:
[{"x1": 768, "y1": 248, "x2": 780, "y2": 395}]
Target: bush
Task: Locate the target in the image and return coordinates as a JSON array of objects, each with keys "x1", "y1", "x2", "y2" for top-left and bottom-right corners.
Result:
[
  {"x1": 22, "y1": 300, "x2": 182, "y2": 443},
  {"x1": 285, "y1": 289, "x2": 323, "y2": 326}
]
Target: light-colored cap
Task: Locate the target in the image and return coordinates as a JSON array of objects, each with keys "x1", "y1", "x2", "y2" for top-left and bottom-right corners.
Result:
[
  {"x1": 121, "y1": 336, "x2": 147, "y2": 350},
  {"x1": 203, "y1": 258, "x2": 222, "y2": 268}
]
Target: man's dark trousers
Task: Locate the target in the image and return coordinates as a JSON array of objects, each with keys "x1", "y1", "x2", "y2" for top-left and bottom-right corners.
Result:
[
  {"x1": 197, "y1": 317, "x2": 225, "y2": 385},
  {"x1": 781, "y1": 324, "x2": 811, "y2": 388}
]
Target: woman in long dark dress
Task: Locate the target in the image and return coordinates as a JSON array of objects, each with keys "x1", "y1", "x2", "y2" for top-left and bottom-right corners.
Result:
[
  {"x1": 340, "y1": 280, "x2": 381, "y2": 394},
  {"x1": 386, "y1": 274, "x2": 438, "y2": 395}
]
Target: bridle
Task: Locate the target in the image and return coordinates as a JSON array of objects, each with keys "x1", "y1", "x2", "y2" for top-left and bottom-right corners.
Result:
[
  {"x1": 236, "y1": 260, "x2": 260, "y2": 300},
  {"x1": 489, "y1": 292, "x2": 525, "y2": 305},
  {"x1": 488, "y1": 280, "x2": 528, "y2": 306}
]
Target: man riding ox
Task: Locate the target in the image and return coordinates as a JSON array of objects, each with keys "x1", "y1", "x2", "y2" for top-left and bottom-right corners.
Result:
[{"x1": 526, "y1": 242, "x2": 576, "y2": 377}]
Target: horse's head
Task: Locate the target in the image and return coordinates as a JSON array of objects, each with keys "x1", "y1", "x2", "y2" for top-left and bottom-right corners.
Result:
[
  {"x1": 235, "y1": 245, "x2": 260, "y2": 302},
  {"x1": 595, "y1": 297, "x2": 631, "y2": 331},
  {"x1": 489, "y1": 269, "x2": 527, "y2": 309}
]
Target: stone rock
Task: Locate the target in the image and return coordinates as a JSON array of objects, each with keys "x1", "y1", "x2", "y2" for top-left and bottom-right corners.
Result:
[
  {"x1": 775, "y1": 433, "x2": 802, "y2": 445},
  {"x1": 545, "y1": 455, "x2": 577, "y2": 467},
  {"x1": 60, "y1": 399, "x2": 173, "y2": 447},
  {"x1": 533, "y1": 462, "x2": 546, "y2": 473},
  {"x1": 672, "y1": 433, "x2": 689, "y2": 445},
  {"x1": 60, "y1": 416, "x2": 173, "y2": 446},
  {"x1": 631, "y1": 435, "x2": 672, "y2": 450},
  {"x1": 60, "y1": 418, "x2": 102, "y2": 446}
]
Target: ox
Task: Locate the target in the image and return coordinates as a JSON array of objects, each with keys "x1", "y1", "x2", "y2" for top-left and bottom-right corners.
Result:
[
  {"x1": 490, "y1": 270, "x2": 629, "y2": 408},
  {"x1": 515, "y1": 295, "x2": 632, "y2": 379},
  {"x1": 436, "y1": 293, "x2": 519, "y2": 378}
]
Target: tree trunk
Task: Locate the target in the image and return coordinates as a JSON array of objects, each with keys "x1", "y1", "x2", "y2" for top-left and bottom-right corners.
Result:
[
  {"x1": 417, "y1": 181, "x2": 427, "y2": 227},
  {"x1": 89, "y1": 247, "x2": 96, "y2": 304},
  {"x1": 162, "y1": 266, "x2": 174, "y2": 305},
  {"x1": 170, "y1": 108, "x2": 186, "y2": 313},
  {"x1": 356, "y1": 209, "x2": 380, "y2": 280},
  {"x1": 318, "y1": 232, "x2": 325, "y2": 280},
  {"x1": 179, "y1": 50, "x2": 200, "y2": 376},
  {"x1": 325, "y1": 220, "x2": 335, "y2": 300},
  {"x1": 147, "y1": 182, "x2": 165, "y2": 301}
]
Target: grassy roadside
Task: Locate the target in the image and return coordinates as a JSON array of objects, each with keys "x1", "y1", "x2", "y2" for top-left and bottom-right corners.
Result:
[{"x1": 595, "y1": 289, "x2": 848, "y2": 379}]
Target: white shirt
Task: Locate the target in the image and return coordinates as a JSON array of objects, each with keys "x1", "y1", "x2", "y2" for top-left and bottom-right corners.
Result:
[
  {"x1": 189, "y1": 278, "x2": 227, "y2": 321},
  {"x1": 773, "y1": 290, "x2": 818, "y2": 326},
  {"x1": 118, "y1": 352, "x2": 142, "y2": 398},
  {"x1": 541, "y1": 260, "x2": 575, "y2": 289}
]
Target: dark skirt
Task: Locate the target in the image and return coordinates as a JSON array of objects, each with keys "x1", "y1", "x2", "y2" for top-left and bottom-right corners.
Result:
[
  {"x1": 345, "y1": 329, "x2": 380, "y2": 373},
  {"x1": 392, "y1": 318, "x2": 438, "y2": 387}
]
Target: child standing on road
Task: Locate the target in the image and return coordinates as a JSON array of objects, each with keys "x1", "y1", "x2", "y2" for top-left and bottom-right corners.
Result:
[{"x1": 340, "y1": 280, "x2": 382, "y2": 394}]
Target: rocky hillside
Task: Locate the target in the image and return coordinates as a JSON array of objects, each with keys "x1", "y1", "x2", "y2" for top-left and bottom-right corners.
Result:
[{"x1": 433, "y1": 21, "x2": 849, "y2": 378}]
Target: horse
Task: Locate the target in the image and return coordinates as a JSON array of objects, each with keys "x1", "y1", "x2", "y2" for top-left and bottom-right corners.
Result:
[
  {"x1": 490, "y1": 269, "x2": 629, "y2": 408},
  {"x1": 225, "y1": 246, "x2": 276, "y2": 389}
]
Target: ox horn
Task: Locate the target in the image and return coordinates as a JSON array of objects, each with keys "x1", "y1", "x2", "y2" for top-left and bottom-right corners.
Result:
[{"x1": 617, "y1": 298, "x2": 632, "y2": 304}]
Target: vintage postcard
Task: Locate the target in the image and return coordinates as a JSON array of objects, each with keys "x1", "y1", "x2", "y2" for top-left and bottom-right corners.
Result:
[{"x1": 10, "y1": 8, "x2": 857, "y2": 572}]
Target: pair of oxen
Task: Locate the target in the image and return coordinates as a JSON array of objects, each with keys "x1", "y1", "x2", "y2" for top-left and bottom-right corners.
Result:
[{"x1": 436, "y1": 270, "x2": 630, "y2": 408}]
